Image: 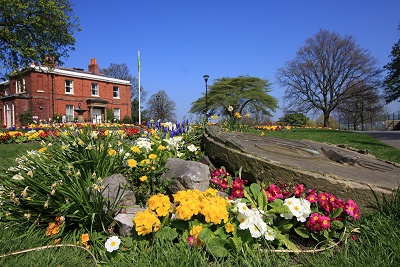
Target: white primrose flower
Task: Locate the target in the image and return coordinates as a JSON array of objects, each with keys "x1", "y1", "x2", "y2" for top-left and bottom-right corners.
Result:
[
  {"x1": 166, "y1": 136, "x2": 184, "y2": 150},
  {"x1": 105, "y1": 236, "x2": 121, "y2": 252},
  {"x1": 135, "y1": 138, "x2": 152, "y2": 153},
  {"x1": 264, "y1": 227, "x2": 276, "y2": 241},
  {"x1": 249, "y1": 217, "x2": 268, "y2": 238},
  {"x1": 236, "y1": 202, "x2": 254, "y2": 217},
  {"x1": 281, "y1": 196, "x2": 311, "y2": 222},
  {"x1": 237, "y1": 212, "x2": 254, "y2": 230},
  {"x1": 187, "y1": 144, "x2": 197, "y2": 152}
]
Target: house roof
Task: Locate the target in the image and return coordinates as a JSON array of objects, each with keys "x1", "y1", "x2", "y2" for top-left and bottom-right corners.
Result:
[
  {"x1": 41, "y1": 65, "x2": 132, "y2": 86},
  {"x1": 3, "y1": 64, "x2": 132, "y2": 86}
]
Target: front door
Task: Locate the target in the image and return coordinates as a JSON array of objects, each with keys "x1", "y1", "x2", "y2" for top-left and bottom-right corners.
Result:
[{"x1": 92, "y1": 108, "x2": 102, "y2": 123}]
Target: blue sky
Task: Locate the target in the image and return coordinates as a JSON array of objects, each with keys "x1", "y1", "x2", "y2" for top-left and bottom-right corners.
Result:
[{"x1": 64, "y1": 0, "x2": 400, "y2": 122}]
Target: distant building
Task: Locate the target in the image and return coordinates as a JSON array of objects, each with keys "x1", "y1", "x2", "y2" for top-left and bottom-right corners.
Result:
[{"x1": 0, "y1": 58, "x2": 132, "y2": 128}]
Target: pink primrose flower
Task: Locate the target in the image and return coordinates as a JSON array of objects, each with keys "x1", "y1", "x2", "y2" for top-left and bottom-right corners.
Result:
[
  {"x1": 230, "y1": 187, "x2": 244, "y2": 199},
  {"x1": 265, "y1": 184, "x2": 283, "y2": 202},
  {"x1": 345, "y1": 199, "x2": 361, "y2": 219},
  {"x1": 293, "y1": 184, "x2": 305, "y2": 197},
  {"x1": 305, "y1": 193, "x2": 318, "y2": 204},
  {"x1": 219, "y1": 178, "x2": 229, "y2": 189},
  {"x1": 306, "y1": 212, "x2": 330, "y2": 232},
  {"x1": 187, "y1": 236, "x2": 196, "y2": 247}
]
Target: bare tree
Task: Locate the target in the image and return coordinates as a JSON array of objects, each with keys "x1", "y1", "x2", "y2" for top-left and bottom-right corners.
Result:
[
  {"x1": 276, "y1": 29, "x2": 381, "y2": 127},
  {"x1": 336, "y1": 82, "x2": 384, "y2": 130},
  {"x1": 100, "y1": 63, "x2": 147, "y2": 123},
  {"x1": 100, "y1": 63, "x2": 146, "y2": 101},
  {"x1": 146, "y1": 90, "x2": 176, "y2": 122}
]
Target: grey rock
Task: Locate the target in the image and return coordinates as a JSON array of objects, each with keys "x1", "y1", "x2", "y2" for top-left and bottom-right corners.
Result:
[
  {"x1": 103, "y1": 174, "x2": 137, "y2": 236},
  {"x1": 113, "y1": 206, "x2": 145, "y2": 236},
  {"x1": 102, "y1": 174, "x2": 136, "y2": 210},
  {"x1": 161, "y1": 158, "x2": 211, "y2": 194}
]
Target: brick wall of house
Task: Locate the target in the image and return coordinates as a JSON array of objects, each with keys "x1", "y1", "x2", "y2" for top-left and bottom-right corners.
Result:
[{"x1": 0, "y1": 58, "x2": 132, "y2": 127}]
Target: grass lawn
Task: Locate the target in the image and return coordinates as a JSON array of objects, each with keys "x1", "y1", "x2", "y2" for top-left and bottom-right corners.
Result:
[
  {"x1": 0, "y1": 142, "x2": 42, "y2": 169},
  {"x1": 0, "y1": 128, "x2": 399, "y2": 266}
]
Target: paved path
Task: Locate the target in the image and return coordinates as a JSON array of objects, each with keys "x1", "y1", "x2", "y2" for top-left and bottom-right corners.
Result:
[{"x1": 357, "y1": 131, "x2": 400, "y2": 150}]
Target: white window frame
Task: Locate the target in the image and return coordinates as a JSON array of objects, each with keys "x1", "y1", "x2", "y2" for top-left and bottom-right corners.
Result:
[
  {"x1": 91, "y1": 83, "x2": 99, "y2": 96},
  {"x1": 113, "y1": 108, "x2": 120, "y2": 121},
  {"x1": 66, "y1": 105, "x2": 74, "y2": 122},
  {"x1": 16, "y1": 79, "x2": 25, "y2": 94},
  {"x1": 65, "y1": 80, "x2": 74, "y2": 94},
  {"x1": 113, "y1": 86, "x2": 120, "y2": 98}
]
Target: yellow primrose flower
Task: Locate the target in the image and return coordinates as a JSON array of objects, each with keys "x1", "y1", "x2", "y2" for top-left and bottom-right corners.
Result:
[
  {"x1": 148, "y1": 154, "x2": 157, "y2": 160},
  {"x1": 139, "y1": 176, "x2": 148, "y2": 182},
  {"x1": 147, "y1": 193, "x2": 171, "y2": 216},
  {"x1": 133, "y1": 209, "x2": 161, "y2": 236},
  {"x1": 131, "y1": 146, "x2": 140, "y2": 153},
  {"x1": 127, "y1": 159, "x2": 137, "y2": 168},
  {"x1": 108, "y1": 149, "x2": 117, "y2": 156},
  {"x1": 225, "y1": 222, "x2": 234, "y2": 233},
  {"x1": 141, "y1": 159, "x2": 151, "y2": 165}
]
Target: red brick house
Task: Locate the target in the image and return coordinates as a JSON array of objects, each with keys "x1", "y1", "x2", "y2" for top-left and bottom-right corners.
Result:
[{"x1": 0, "y1": 58, "x2": 132, "y2": 128}]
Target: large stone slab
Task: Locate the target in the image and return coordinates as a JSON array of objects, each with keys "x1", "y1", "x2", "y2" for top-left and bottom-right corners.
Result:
[{"x1": 202, "y1": 126, "x2": 400, "y2": 212}]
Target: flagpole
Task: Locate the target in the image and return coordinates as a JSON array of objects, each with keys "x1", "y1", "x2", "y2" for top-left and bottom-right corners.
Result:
[{"x1": 138, "y1": 49, "x2": 141, "y2": 124}]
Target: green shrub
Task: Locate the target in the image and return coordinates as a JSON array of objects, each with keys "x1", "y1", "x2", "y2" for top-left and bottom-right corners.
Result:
[
  {"x1": 19, "y1": 110, "x2": 33, "y2": 126},
  {"x1": 122, "y1": 115, "x2": 131, "y2": 124},
  {"x1": 106, "y1": 108, "x2": 114, "y2": 122}
]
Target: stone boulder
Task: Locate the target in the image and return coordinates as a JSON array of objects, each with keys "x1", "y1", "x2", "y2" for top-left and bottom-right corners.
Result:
[
  {"x1": 113, "y1": 205, "x2": 145, "y2": 236},
  {"x1": 102, "y1": 174, "x2": 136, "y2": 213},
  {"x1": 103, "y1": 174, "x2": 140, "y2": 236},
  {"x1": 161, "y1": 158, "x2": 211, "y2": 194}
]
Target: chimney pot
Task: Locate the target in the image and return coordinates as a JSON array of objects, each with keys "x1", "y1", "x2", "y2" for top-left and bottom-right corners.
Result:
[{"x1": 88, "y1": 58, "x2": 99, "y2": 74}]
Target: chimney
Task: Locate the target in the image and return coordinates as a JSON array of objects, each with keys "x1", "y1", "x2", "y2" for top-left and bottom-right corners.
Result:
[{"x1": 88, "y1": 58, "x2": 99, "y2": 74}]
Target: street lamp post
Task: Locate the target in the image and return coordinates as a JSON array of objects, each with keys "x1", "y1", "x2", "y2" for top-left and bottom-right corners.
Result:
[{"x1": 203, "y1": 75, "x2": 209, "y2": 117}]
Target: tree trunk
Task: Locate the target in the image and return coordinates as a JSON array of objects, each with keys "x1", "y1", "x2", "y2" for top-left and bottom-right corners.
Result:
[{"x1": 323, "y1": 110, "x2": 330, "y2": 128}]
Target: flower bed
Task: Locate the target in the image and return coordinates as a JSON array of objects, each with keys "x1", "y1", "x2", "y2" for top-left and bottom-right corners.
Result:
[
  {"x1": 0, "y1": 123, "x2": 360, "y2": 260},
  {"x1": 128, "y1": 167, "x2": 360, "y2": 257}
]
